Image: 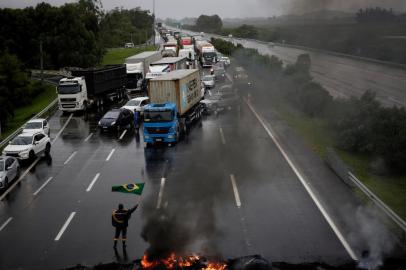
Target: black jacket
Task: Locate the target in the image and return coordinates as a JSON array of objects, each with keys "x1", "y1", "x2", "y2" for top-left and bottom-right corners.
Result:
[{"x1": 112, "y1": 205, "x2": 137, "y2": 228}]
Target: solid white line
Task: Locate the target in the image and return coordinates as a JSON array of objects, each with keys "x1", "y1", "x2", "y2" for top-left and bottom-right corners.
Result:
[
  {"x1": 219, "y1": 127, "x2": 226, "y2": 145},
  {"x1": 245, "y1": 99, "x2": 358, "y2": 261},
  {"x1": 156, "y1": 178, "x2": 166, "y2": 209},
  {"x1": 84, "y1": 132, "x2": 93, "y2": 142},
  {"x1": 52, "y1": 113, "x2": 73, "y2": 145},
  {"x1": 64, "y1": 151, "x2": 77, "y2": 165},
  {"x1": 119, "y1": 129, "x2": 127, "y2": 140},
  {"x1": 86, "y1": 173, "x2": 100, "y2": 192},
  {"x1": 55, "y1": 212, "x2": 76, "y2": 241},
  {"x1": 0, "y1": 217, "x2": 13, "y2": 232},
  {"x1": 106, "y1": 148, "x2": 116, "y2": 161},
  {"x1": 33, "y1": 177, "x2": 54, "y2": 196},
  {"x1": 230, "y1": 174, "x2": 242, "y2": 208},
  {"x1": 0, "y1": 157, "x2": 40, "y2": 201}
]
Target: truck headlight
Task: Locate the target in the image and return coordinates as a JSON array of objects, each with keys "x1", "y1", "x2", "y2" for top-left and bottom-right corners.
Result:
[
  {"x1": 111, "y1": 121, "x2": 116, "y2": 126},
  {"x1": 168, "y1": 135, "x2": 175, "y2": 139},
  {"x1": 144, "y1": 135, "x2": 150, "y2": 139}
]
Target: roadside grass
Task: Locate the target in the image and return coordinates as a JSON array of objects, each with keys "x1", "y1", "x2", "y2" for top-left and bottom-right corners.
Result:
[
  {"x1": 102, "y1": 46, "x2": 158, "y2": 65},
  {"x1": 1, "y1": 83, "x2": 56, "y2": 141},
  {"x1": 270, "y1": 98, "x2": 406, "y2": 220}
]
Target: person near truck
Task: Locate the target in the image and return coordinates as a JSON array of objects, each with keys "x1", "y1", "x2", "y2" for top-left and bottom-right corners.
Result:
[
  {"x1": 133, "y1": 110, "x2": 141, "y2": 131},
  {"x1": 112, "y1": 203, "x2": 138, "y2": 249}
]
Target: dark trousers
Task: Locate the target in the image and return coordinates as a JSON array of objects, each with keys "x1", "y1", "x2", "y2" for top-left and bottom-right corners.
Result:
[{"x1": 114, "y1": 227, "x2": 127, "y2": 241}]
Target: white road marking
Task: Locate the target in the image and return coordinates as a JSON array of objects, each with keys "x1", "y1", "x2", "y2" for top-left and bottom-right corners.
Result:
[
  {"x1": 33, "y1": 177, "x2": 54, "y2": 196},
  {"x1": 106, "y1": 148, "x2": 116, "y2": 161},
  {"x1": 156, "y1": 178, "x2": 166, "y2": 209},
  {"x1": 208, "y1": 90, "x2": 212, "y2": 96},
  {"x1": 52, "y1": 113, "x2": 73, "y2": 145},
  {"x1": 84, "y1": 132, "x2": 93, "y2": 142},
  {"x1": 55, "y1": 212, "x2": 76, "y2": 241},
  {"x1": 219, "y1": 127, "x2": 226, "y2": 145},
  {"x1": 86, "y1": 173, "x2": 100, "y2": 192},
  {"x1": 119, "y1": 129, "x2": 127, "y2": 140},
  {"x1": 64, "y1": 151, "x2": 77, "y2": 165},
  {"x1": 0, "y1": 157, "x2": 40, "y2": 201},
  {"x1": 0, "y1": 217, "x2": 13, "y2": 232},
  {"x1": 245, "y1": 99, "x2": 358, "y2": 261},
  {"x1": 230, "y1": 174, "x2": 242, "y2": 208}
]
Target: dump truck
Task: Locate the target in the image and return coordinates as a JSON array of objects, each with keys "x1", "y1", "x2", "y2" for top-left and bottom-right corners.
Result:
[
  {"x1": 143, "y1": 69, "x2": 204, "y2": 146},
  {"x1": 57, "y1": 65, "x2": 126, "y2": 112},
  {"x1": 125, "y1": 51, "x2": 162, "y2": 95}
]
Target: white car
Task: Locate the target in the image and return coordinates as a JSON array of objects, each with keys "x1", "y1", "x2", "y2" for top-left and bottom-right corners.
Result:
[
  {"x1": 2, "y1": 132, "x2": 51, "y2": 160},
  {"x1": 121, "y1": 97, "x2": 150, "y2": 115},
  {"x1": 0, "y1": 156, "x2": 20, "y2": 190},
  {"x1": 202, "y1": 75, "x2": 215, "y2": 89},
  {"x1": 22, "y1": 118, "x2": 50, "y2": 136},
  {"x1": 124, "y1": 42, "x2": 134, "y2": 48}
]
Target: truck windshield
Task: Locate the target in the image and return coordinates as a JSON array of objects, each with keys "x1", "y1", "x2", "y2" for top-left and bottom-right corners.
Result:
[
  {"x1": 203, "y1": 52, "x2": 216, "y2": 58},
  {"x1": 144, "y1": 110, "x2": 173, "y2": 122},
  {"x1": 58, "y1": 84, "x2": 81, "y2": 94}
]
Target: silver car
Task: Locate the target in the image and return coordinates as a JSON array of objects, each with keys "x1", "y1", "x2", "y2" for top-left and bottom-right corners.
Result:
[
  {"x1": 0, "y1": 156, "x2": 20, "y2": 190},
  {"x1": 202, "y1": 75, "x2": 215, "y2": 89}
]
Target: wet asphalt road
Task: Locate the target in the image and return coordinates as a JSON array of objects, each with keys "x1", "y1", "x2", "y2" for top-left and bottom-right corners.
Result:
[
  {"x1": 0, "y1": 75, "x2": 404, "y2": 269},
  {"x1": 177, "y1": 28, "x2": 406, "y2": 108}
]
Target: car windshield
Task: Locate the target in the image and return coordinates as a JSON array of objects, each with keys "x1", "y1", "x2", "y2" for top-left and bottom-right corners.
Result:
[
  {"x1": 103, "y1": 111, "x2": 120, "y2": 119},
  {"x1": 25, "y1": 122, "x2": 42, "y2": 129},
  {"x1": 0, "y1": 160, "x2": 4, "y2": 171},
  {"x1": 125, "y1": 100, "x2": 141, "y2": 106},
  {"x1": 57, "y1": 84, "x2": 81, "y2": 94},
  {"x1": 144, "y1": 110, "x2": 173, "y2": 122},
  {"x1": 203, "y1": 76, "x2": 213, "y2": 81},
  {"x1": 11, "y1": 136, "x2": 32, "y2": 145}
]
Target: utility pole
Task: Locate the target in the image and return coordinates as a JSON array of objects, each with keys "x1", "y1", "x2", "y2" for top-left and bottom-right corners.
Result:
[
  {"x1": 40, "y1": 39, "x2": 44, "y2": 84},
  {"x1": 153, "y1": 0, "x2": 156, "y2": 46}
]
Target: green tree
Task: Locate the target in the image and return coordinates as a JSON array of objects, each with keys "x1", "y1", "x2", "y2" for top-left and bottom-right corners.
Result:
[{"x1": 195, "y1": 15, "x2": 222, "y2": 32}]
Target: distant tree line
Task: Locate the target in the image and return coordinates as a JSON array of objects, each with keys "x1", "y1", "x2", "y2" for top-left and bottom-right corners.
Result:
[
  {"x1": 212, "y1": 38, "x2": 406, "y2": 173},
  {"x1": 187, "y1": 15, "x2": 223, "y2": 33},
  {"x1": 356, "y1": 7, "x2": 396, "y2": 23}
]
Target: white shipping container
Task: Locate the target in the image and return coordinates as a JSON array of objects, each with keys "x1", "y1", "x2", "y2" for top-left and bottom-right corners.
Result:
[{"x1": 148, "y1": 69, "x2": 201, "y2": 116}]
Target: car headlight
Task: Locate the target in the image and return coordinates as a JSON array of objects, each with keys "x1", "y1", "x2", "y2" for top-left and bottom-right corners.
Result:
[
  {"x1": 98, "y1": 121, "x2": 101, "y2": 125},
  {"x1": 20, "y1": 150, "x2": 29, "y2": 157},
  {"x1": 111, "y1": 121, "x2": 116, "y2": 126}
]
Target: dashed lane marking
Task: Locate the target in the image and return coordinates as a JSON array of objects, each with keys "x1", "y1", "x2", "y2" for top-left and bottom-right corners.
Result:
[
  {"x1": 84, "y1": 132, "x2": 93, "y2": 142},
  {"x1": 33, "y1": 177, "x2": 54, "y2": 196},
  {"x1": 230, "y1": 174, "x2": 242, "y2": 208},
  {"x1": 63, "y1": 151, "x2": 77, "y2": 165},
  {"x1": 0, "y1": 217, "x2": 13, "y2": 232},
  {"x1": 219, "y1": 127, "x2": 226, "y2": 145},
  {"x1": 106, "y1": 148, "x2": 116, "y2": 161},
  {"x1": 156, "y1": 178, "x2": 166, "y2": 209},
  {"x1": 55, "y1": 212, "x2": 76, "y2": 241},
  {"x1": 86, "y1": 173, "x2": 100, "y2": 192},
  {"x1": 119, "y1": 129, "x2": 127, "y2": 140}
]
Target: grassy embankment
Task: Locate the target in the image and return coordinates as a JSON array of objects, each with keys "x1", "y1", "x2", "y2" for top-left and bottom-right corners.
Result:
[
  {"x1": 102, "y1": 45, "x2": 158, "y2": 65},
  {"x1": 269, "y1": 100, "x2": 406, "y2": 220},
  {"x1": 2, "y1": 83, "x2": 57, "y2": 140}
]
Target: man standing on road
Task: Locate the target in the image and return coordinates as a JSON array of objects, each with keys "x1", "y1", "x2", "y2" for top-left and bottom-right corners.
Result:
[
  {"x1": 112, "y1": 203, "x2": 138, "y2": 249},
  {"x1": 134, "y1": 110, "x2": 141, "y2": 132}
]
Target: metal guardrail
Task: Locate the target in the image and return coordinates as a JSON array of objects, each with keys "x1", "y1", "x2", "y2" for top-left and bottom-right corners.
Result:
[
  {"x1": 348, "y1": 172, "x2": 406, "y2": 233},
  {"x1": 326, "y1": 148, "x2": 406, "y2": 233},
  {"x1": 0, "y1": 99, "x2": 58, "y2": 150}
]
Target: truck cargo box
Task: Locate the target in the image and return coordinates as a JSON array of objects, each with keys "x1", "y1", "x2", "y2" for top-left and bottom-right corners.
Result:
[
  {"x1": 148, "y1": 69, "x2": 201, "y2": 116},
  {"x1": 71, "y1": 65, "x2": 126, "y2": 97},
  {"x1": 125, "y1": 51, "x2": 162, "y2": 76}
]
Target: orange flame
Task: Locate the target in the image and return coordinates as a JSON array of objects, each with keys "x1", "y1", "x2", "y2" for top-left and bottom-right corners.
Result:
[{"x1": 140, "y1": 253, "x2": 226, "y2": 270}]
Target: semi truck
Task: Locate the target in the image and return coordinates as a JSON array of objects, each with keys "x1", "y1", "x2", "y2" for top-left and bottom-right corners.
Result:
[
  {"x1": 196, "y1": 41, "x2": 217, "y2": 67},
  {"x1": 125, "y1": 51, "x2": 162, "y2": 95},
  {"x1": 143, "y1": 69, "x2": 204, "y2": 146},
  {"x1": 57, "y1": 65, "x2": 126, "y2": 112},
  {"x1": 146, "y1": 57, "x2": 188, "y2": 79}
]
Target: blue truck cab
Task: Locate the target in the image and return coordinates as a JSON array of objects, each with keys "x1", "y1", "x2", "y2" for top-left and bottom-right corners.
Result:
[{"x1": 143, "y1": 103, "x2": 179, "y2": 144}]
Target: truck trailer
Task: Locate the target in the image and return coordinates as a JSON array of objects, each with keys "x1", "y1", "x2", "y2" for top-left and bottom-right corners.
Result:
[
  {"x1": 57, "y1": 65, "x2": 126, "y2": 112},
  {"x1": 143, "y1": 69, "x2": 203, "y2": 146},
  {"x1": 125, "y1": 51, "x2": 162, "y2": 95}
]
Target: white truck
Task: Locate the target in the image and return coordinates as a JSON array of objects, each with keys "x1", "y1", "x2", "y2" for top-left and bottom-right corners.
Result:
[
  {"x1": 57, "y1": 65, "x2": 127, "y2": 112},
  {"x1": 125, "y1": 51, "x2": 162, "y2": 95}
]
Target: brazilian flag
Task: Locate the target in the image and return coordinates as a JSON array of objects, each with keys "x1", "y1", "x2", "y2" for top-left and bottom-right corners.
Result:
[{"x1": 112, "y1": 183, "x2": 145, "y2": 195}]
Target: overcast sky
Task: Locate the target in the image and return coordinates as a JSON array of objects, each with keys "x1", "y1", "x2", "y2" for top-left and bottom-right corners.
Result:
[{"x1": 1, "y1": 0, "x2": 405, "y2": 18}]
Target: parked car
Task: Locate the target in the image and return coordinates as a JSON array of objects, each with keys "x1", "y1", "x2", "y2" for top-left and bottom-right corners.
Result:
[
  {"x1": 202, "y1": 75, "x2": 215, "y2": 89},
  {"x1": 200, "y1": 91, "x2": 240, "y2": 112},
  {"x1": 121, "y1": 97, "x2": 150, "y2": 115},
  {"x1": 98, "y1": 108, "x2": 133, "y2": 132},
  {"x1": 0, "y1": 156, "x2": 20, "y2": 190},
  {"x1": 22, "y1": 118, "x2": 50, "y2": 136},
  {"x1": 212, "y1": 63, "x2": 226, "y2": 82},
  {"x1": 124, "y1": 42, "x2": 134, "y2": 48},
  {"x1": 2, "y1": 132, "x2": 51, "y2": 160}
]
